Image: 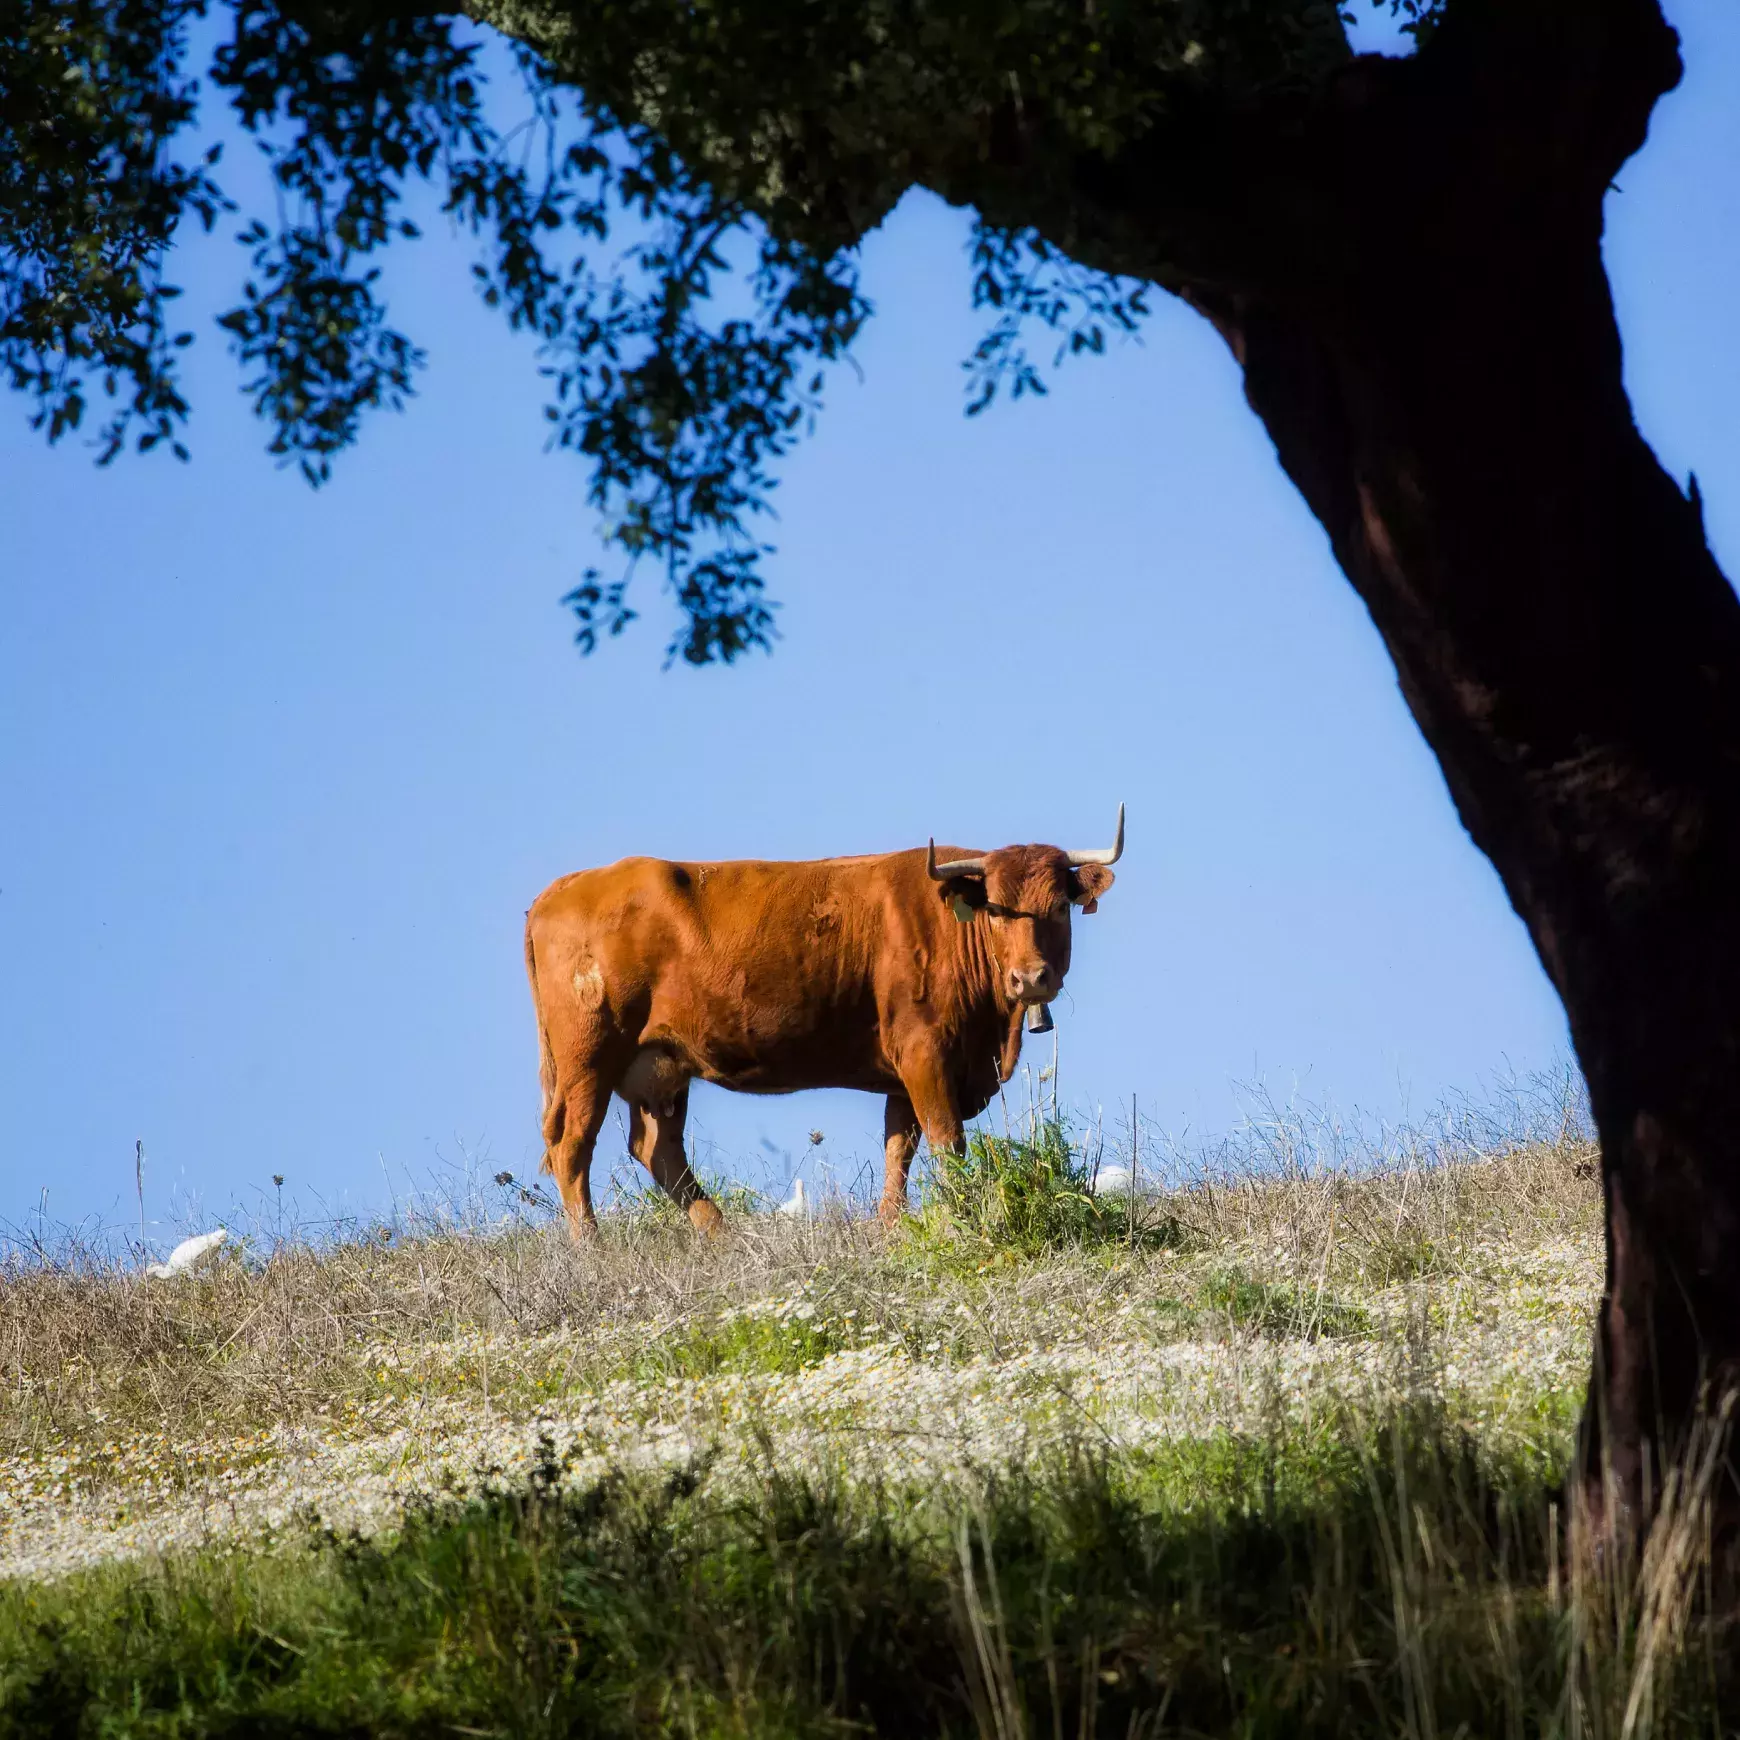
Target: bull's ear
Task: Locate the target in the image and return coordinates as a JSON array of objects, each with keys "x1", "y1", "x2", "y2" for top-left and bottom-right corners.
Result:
[
  {"x1": 1068, "y1": 864, "x2": 1115, "y2": 914},
  {"x1": 938, "y1": 877, "x2": 988, "y2": 922}
]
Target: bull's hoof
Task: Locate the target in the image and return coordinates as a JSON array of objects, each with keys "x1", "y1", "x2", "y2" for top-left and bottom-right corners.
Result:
[
  {"x1": 876, "y1": 1197, "x2": 906, "y2": 1230},
  {"x1": 689, "y1": 1199, "x2": 727, "y2": 1238}
]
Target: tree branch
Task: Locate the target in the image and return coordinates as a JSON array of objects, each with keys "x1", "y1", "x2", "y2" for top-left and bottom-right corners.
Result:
[{"x1": 943, "y1": 0, "x2": 1684, "y2": 312}]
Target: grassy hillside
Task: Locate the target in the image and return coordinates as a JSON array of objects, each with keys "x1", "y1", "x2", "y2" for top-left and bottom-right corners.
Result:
[{"x1": 1, "y1": 1099, "x2": 1732, "y2": 1735}]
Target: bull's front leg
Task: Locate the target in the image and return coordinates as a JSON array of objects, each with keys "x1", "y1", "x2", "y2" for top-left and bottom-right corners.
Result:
[
  {"x1": 888, "y1": 1056, "x2": 964, "y2": 1225},
  {"x1": 879, "y1": 1094, "x2": 922, "y2": 1227}
]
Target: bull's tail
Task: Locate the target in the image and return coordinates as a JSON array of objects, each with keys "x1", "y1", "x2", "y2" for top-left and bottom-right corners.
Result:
[{"x1": 525, "y1": 915, "x2": 562, "y2": 1164}]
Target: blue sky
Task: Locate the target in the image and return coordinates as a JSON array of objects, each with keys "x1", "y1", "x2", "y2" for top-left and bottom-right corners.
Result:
[{"x1": 3, "y1": 0, "x2": 1737, "y2": 1240}]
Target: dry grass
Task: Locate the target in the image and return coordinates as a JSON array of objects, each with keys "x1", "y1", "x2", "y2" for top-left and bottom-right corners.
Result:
[
  {"x1": 1, "y1": 1114, "x2": 1599, "y2": 1468},
  {"x1": 7, "y1": 1087, "x2": 1733, "y2": 1737}
]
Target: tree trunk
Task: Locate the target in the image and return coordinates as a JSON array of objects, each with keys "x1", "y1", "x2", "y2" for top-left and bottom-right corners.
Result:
[{"x1": 1184, "y1": 75, "x2": 1740, "y2": 1551}]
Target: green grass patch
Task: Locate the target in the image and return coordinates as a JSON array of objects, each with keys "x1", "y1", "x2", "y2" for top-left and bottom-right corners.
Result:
[
  {"x1": 3, "y1": 1406, "x2": 1728, "y2": 1738},
  {"x1": 617, "y1": 1305, "x2": 853, "y2": 1384},
  {"x1": 912, "y1": 1120, "x2": 1186, "y2": 1261},
  {"x1": 1200, "y1": 1266, "x2": 1374, "y2": 1339}
]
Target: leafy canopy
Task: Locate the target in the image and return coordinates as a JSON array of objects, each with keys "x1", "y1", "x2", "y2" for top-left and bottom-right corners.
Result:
[{"x1": 1, "y1": 0, "x2": 1437, "y2": 663}]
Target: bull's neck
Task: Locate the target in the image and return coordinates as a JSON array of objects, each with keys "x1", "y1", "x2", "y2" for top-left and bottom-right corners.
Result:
[
  {"x1": 928, "y1": 902, "x2": 1026, "y2": 1086},
  {"x1": 947, "y1": 907, "x2": 1019, "y2": 1024}
]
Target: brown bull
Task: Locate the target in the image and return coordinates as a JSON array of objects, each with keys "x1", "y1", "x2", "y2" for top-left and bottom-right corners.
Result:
[{"x1": 523, "y1": 809, "x2": 1123, "y2": 1235}]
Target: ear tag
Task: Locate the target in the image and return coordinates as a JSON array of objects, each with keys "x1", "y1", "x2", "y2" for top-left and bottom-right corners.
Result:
[{"x1": 950, "y1": 895, "x2": 975, "y2": 924}]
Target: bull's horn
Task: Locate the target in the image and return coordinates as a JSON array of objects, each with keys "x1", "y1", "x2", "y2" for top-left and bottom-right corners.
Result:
[
  {"x1": 1065, "y1": 802, "x2": 1125, "y2": 867},
  {"x1": 927, "y1": 838, "x2": 989, "y2": 880}
]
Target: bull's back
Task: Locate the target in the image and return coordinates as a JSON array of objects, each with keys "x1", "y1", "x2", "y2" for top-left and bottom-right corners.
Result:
[{"x1": 529, "y1": 853, "x2": 921, "y2": 1091}]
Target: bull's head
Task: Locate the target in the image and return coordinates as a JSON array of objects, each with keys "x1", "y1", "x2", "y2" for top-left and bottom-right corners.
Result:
[{"x1": 927, "y1": 805, "x2": 1123, "y2": 1027}]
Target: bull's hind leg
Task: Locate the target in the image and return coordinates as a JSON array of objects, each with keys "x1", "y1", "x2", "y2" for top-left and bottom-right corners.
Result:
[
  {"x1": 543, "y1": 1071, "x2": 612, "y2": 1240},
  {"x1": 628, "y1": 1087, "x2": 725, "y2": 1236},
  {"x1": 879, "y1": 1093, "x2": 922, "y2": 1227}
]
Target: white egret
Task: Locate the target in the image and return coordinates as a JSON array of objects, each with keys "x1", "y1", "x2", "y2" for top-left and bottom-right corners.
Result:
[{"x1": 145, "y1": 1228, "x2": 228, "y2": 1279}]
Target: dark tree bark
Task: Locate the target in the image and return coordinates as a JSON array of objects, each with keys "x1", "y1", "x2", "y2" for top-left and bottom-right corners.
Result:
[
  {"x1": 1226, "y1": 257, "x2": 1740, "y2": 1546},
  {"x1": 1072, "y1": 0, "x2": 1740, "y2": 1550}
]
